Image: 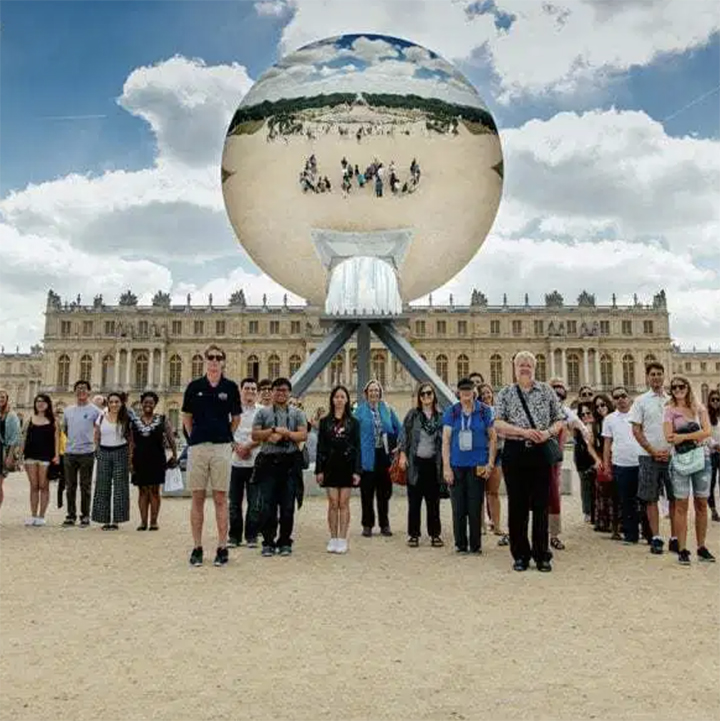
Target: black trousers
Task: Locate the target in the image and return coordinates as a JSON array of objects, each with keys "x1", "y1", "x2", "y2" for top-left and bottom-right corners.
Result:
[
  {"x1": 64, "y1": 452, "x2": 95, "y2": 521},
  {"x1": 255, "y1": 456, "x2": 296, "y2": 548},
  {"x1": 709, "y1": 452, "x2": 720, "y2": 511},
  {"x1": 361, "y1": 448, "x2": 392, "y2": 530},
  {"x1": 229, "y1": 466, "x2": 256, "y2": 542},
  {"x1": 450, "y1": 466, "x2": 485, "y2": 552},
  {"x1": 407, "y1": 457, "x2": 441, "y2": 538},
  {"x1": 502, "y1": 440, "x2": 551, "y2": 564}
]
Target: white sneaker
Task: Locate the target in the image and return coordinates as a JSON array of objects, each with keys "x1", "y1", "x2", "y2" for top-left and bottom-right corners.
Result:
[
  {"x1": 33, "y1": 517, "x2": 46, "y2": 526},
  {"x1": 327, "y1": 538, "x2": 338, "y2": 553},
  {"x1": 336, "y1": 539, "x2": 348, "y2": 554},
  {"x1": 24, "y1": 517, "x2": 36, "y2": 526}
]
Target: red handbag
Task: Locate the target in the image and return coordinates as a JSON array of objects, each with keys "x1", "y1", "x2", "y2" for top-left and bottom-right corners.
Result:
[
  {"x1": 596, "y1": 466, "x2": 612, "y2": 484},
  {"x1": 389, "y1": 455, "x2": 407, "y2": 486}
]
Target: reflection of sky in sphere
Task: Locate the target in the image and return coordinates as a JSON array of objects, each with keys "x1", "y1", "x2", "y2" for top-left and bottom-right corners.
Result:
[{"x1": 241, "y1": 34, "x2": 488, "y2": 110}]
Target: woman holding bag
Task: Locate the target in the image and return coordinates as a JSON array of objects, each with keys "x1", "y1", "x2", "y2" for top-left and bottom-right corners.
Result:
[
  {"x1": 0, "y1": 389, "x2": 22, "y2": 514},
  {"x1": 130, "y1": 391, "x2": 177, "y2": 531},
  {"x1": 398, "y1": 383, "x2": 444, "y2": 548},
  {"x1": 663, "y1": 376, "x2": 715, "y2": 565},
  {"x1": 494, "y1": 352, "x2": 565, "y2": 572},
  {"x1": 354, "y1": 380, "x2": 401, "y2": 537}
]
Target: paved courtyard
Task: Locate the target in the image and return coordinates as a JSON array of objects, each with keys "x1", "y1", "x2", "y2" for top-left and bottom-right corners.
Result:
[{"x1": 1, "y1": 471, "x2": 718, "y2": 721}]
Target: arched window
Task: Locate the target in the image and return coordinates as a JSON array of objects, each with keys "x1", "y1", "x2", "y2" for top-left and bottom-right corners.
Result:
[
  {"x1": 644, "y1": 354, "x2": 656, "y2": 365},
  {"x1": 456, "y1": 354, "x2": 470, "y2": 382},
  {"x1": 622, "y1": 354, "x2": 635, "y2": 389},
  {"x1": 169, "y1": 355, "x2": 183, "y2": 388},
  {"x1": 393, "y1": 358, "x2": 404, "y2": 383},
  {"x1": 436, "y1": 354, "x2": 448, "y2": 384},
  {"x1": 191, "y1": 354, "x2": 204, "y2": 379},
  {"x1": 371, "y1": 351, "x2": 386, "y2": 388},
  {"x1": 566, "y1": 353, "x2": 580, "y2": 390},
  {"x1": 289, "y1": 354, "x2": 302, "y2": 376},
  {"x1": 268, "y1": 354, "x2": 281, "y2": 379},
  {"x1": 101, "y1": 355, "x2": 114, "y2": 388},
  {"x1": 600, "y1": 354, "x2": 613, "y2": 390},
  {"x1": 535, "y1": 354, "x2": 547, "y2": 382},
  {"x1": 135, "y1": 353, "x2": 149, "y2": 387},
  {"x1": 246, "y1": 354, "x2": 259, "y2": 380},
  {"x1": 330, "y1": 355, "x2": 344, "y2": 386},
  {"x1": 490, "y1": 354, "x2": 503, "y2": 389},
  {"x1": 56, "y1": 355, "x2": 70, "y2": 388},
  {"x1": 79, "y1": 354, "x2": 93, "y2": 384},
  {"x1": 701, "y1": 383, "x2": 709, "y2": 405}
]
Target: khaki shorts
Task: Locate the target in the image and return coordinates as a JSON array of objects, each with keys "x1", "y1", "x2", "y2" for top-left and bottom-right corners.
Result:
[{"x1": 186, "y1": 443, "x2": 232, "y2": 493}]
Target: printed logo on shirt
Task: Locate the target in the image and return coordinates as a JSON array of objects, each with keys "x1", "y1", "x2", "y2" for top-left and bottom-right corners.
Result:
[{"x1": 218, "y1": 392, "x2": 228, "y2": 401}]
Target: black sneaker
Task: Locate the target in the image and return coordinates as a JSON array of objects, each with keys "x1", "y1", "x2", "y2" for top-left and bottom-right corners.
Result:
[
  {"x1": 246, "y1": 537, "x2": 259, "y2": 548},
  {"x1": 513, "y1": 559, "x2": 529, "y2": 572},
  {"x1": 79, "y1": 517, "x2": 90, "y2": 527},
  {"x1": 361, "y1": 527, "x2": 372, "y2": 537},
  {"x1": 650, "y1": 537, "x2": 664, "y2": 555},
  {"x1": 455, "y1": 547, "x2": 468, "y2": 554},
  {"x1": 189, "y1": 547, "x2": 203, "y2": 567},
  {"x1": 213, "y1": 547, "x2": 229, "y2": 566},
  {"x1": 261, "y1": 545, "x2": 275, "y2": 557},
  {"x1": 380, "y1": 527, "x2": 393, "y2": 537},
  {"x1": 536, "y1": 560, "x2": 552, "y2": 572},
  {"x1": 62, "y1": 517, "x2": 75, "y2": 527},
  {"x1": 227, "y1": 538, "x2": 240, "y2": 548},
  {"x1": 697, "y1": 546, "x2": 716, "y2": 563},
  {"x1": 277, "y1": 545, "x2": 292, "y2": 557},
  {"x1": 668, "y1": 537, "x2": 679, "y2": 554},
  {"x1": 678, "y1": 549, "x2": 691, "y2": 566}
]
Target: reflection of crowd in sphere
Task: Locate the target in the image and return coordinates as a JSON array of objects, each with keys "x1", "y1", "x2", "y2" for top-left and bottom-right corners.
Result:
[{"x1": 299, "y1": 154, "x2": 422, "y2": 198}]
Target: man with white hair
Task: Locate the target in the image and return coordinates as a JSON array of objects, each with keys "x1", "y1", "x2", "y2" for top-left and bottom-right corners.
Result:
[{"x1": 495, "y1": 351, "x2": 565, "y2": 572}]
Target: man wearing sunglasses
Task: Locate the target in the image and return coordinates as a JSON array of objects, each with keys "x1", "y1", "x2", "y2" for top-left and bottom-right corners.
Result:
[
  {"x1": 602, "y1": 387, "x2": 650, "y2": 544},
  {"x1": 629, "y1": 362, "x2": 676, "y2": 555},
  {"x1": 182, "y1": 345, "x2": 241, "y2": 568}
]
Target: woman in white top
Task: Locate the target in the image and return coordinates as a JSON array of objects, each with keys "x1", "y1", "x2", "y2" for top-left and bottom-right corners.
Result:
[{"x1": 91, "y1": 392, "x2": 133, "y2": 530}]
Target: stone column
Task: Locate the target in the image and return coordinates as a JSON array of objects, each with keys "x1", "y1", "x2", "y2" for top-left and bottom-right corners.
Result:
[
  {"x1": 71, "y1": 351, "x2": 79, "y2": 383},
  {"x1": 583, "y1": 348, "x2": 589, "y2": 385},
  {"x1": 560, "y1": 348, "x2": 566, "y2": 382},
  {"x1": 549, "y1": 347, "x2": 556, "y2": 379},
  {"x1": 148, "y1": 349, "x2": 154, "y2": 387},
  {"x1": 594, "y1": 350, "x2": 601, "y2": 389},
  {"x1": 345, "y1": 346, "x2": 350, "y2": 387},
  {"x1": 93, "y1": 351, "x2": 101, "y2": 388},
  {"x1": 125, "y1": 349, "x2": 132, "y2": 387},
  {"x1": 114, "y1": 349, "x2": 120, "y2": 386},
  {"x1": 159, "y1": 348, "x2": 166, "y2": 388}
]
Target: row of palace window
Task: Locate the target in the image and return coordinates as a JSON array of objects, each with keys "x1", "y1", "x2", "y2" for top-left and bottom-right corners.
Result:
[
  {"x1": 59, "y1": 319, "x2": 305, "y2": 338},
  {"x1": 58, "y1": 317, "x2": 656, "y2": 340},
  {"x1": 54, "y1": 351, "x2": 659, "y2": 392}
]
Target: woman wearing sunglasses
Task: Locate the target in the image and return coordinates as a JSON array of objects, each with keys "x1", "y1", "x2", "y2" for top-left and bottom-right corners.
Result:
[
  {"x1": 398, "y1": 383, "x2": 444, "y2": 548},
  {"x1": 663, "y1": 376, "x2": 715, "y2": 565},
  {"x1": 574, "y1": 402, "x2": 603, "y2": 525},
  {"x1": 592, "y1": 394, "x2": 619, "y2": 537}
]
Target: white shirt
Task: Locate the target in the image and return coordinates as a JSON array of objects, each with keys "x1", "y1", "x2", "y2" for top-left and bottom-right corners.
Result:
[
  {"x1": 96, "y1": 416, "x2": 127, "y2": 448},
  {"x1": 232, "y1": 404, "x2": 260, "y2": 468},
  {"x1": 602, "y1": 410, "x2": 642, "y2": 467},
  {"x1": 627, "y1": 389, "x2": 671, "y2": 456}
]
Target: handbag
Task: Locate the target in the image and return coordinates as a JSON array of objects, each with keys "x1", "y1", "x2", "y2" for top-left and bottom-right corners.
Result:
[
  {"x1": 596, "y1": 466, "x2": 612, "y2": 484},
  {"x1": 671, "y1": 446, "x2": 705, "y2": 476},
  {"x1": 515, "y1": 385, "x2": 564, "y2": 466},
  {"x1": 389, "y1": 454, "x2": 407, "y2": 486},
  {"x1": 163, "y1": 466, "x2": 184, "y2": 493}
]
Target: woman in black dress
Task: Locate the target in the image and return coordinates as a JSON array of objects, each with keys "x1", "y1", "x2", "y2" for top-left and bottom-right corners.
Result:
[
  {"x1": 315, "y1": 385, "x2": 361, "y2": 554},
  {"x1": 573, "y1": 402, "x2": 602, "y2": 525},
  {"x1": 130, "y1": 392, "x2": 177, "y2": 531}
]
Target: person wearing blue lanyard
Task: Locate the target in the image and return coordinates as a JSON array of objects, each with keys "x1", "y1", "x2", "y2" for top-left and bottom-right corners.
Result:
[{"x1": 442, "y1": 377, "x2": 497, "y2": 554}]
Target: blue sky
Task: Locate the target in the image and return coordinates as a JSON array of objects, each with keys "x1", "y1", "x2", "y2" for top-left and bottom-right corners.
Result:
[
  {"x1": 0, "y1": 0, "x2": 718, "y2": 352},
  {"x1": 1, "y1": 3, "x2": 717, "y2": 195}
]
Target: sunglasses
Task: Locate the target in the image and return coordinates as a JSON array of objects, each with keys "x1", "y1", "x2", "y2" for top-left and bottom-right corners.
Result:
[
  {"x1": 206, "y1": 354, "x2": 224, "y2": 361},
  {"x1": 670, "y1": 384, "x2": 687, "y2": 391},
  {"x1": 580, "y1": 411, "x2": 593, "y2": 417},
  {"x1": 420, "y1": 390, "x2": 434, "y2": 397},
  {"x1": 580, "y1": 391, "x2": 593, "y2": 397},
  {"x1": 595, "y1": 402, "x2": 607, "y2": 408},
  {"x1": 710, "y1": 398, "x2": 720, "y2": 404},
  {"x1": 612, "y1": 393, "x2": 627, "y2": 400}
]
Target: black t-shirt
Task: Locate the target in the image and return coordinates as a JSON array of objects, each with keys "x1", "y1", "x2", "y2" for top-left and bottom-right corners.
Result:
[{"x1": 181, "y1": 375, "x2": 241, "y2": 446}]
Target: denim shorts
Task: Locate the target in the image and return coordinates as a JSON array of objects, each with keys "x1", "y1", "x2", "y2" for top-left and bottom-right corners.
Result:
[{"x1": 671, "y1": 458, "x2": 711, "y2": 500}]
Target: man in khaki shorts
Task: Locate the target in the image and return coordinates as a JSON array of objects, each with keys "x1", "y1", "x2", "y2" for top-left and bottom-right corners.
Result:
[{"x1": 182, "y1": 345, "x2": 241, "y2": 567}]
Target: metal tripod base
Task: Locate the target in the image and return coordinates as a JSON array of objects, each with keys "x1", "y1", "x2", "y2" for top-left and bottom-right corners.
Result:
[{"x1": 290, "y1": 319, "x2": 457, "y2": 408}]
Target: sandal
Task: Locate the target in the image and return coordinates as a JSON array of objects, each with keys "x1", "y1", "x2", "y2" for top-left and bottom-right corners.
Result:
[
  {"x1": 496, "y1": 534, "x2": 509, "y2": 547},
  {"x1": 101, "y1": 524, "x2": 112, "y2": 531},
  {"x1": 136, "y1": 524, "x2": 148, "y2": 531},
  {"x1": 431, "y1": 537, "x2": 444, "y2": 548},
  {"x1": 148, "y1": 525, "x2": 159, "y2": 531},
  {"x1": 550, "y1": 537, "x2": 565, "y2": 550},
  {"x1": 407, "y1": 537, "x2": 419, "y2": 548}
]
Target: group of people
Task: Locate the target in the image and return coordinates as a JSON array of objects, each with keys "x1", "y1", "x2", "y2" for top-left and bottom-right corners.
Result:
[
  {"x1": 1, "y1": 348, "x2": 718, "y2": 573},
  {"x1": 299, "y1": 154, "x2": 421, "y2": 197}
]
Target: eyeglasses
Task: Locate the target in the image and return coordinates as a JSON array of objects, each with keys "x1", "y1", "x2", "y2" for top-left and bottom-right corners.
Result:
[
  {"x1": 580, "y1": 411, "x2": 593, "y2": 418},
  {"x1": 206, "y1": 354, "x2": 224, "y2": 361},
  {"x1": 710, "y1": 398, "x2": 720, "y2": 404},
  {"x1": 670, "y1": 383, "x2": 687, "y2": 391},
  {"x1": 612, "y1": 393, "x2": 627, "y2": 400},
  {"x1": 420, "y1": 390, "x2": 434, "y2": 397},
  {"x1": 595, "y1": 402, "x2": 607, "y2": 409}
]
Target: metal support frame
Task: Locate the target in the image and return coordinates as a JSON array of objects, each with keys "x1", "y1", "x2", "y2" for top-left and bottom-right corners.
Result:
[{"x1": 290, "y1": 318, "x2": 457, "y2": 409}]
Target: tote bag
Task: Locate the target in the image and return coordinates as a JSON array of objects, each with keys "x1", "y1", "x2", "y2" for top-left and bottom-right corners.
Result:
[{"x1": 163, "y1": 466, "x2": 184, "y2": 493}]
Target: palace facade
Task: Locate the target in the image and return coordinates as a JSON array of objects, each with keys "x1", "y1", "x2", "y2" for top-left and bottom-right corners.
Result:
[{"x1": 1, "y1": 288, "x2": 718, "y2": 427}]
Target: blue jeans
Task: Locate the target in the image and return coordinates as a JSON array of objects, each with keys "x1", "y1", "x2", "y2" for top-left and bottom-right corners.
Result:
[{"x1": 613, "y1": 465, "x2": 641, "y2": 542}]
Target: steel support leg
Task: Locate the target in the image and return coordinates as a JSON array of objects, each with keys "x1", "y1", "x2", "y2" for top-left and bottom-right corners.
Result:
[{"x1": 356, "y1": 323, "x2": 371, "y2": 399}]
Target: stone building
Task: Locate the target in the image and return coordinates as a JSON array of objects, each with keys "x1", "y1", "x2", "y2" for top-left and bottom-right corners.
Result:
[
  {"x1": 0, "y1": 345, "x2": 44, "y2": 419},
  {"x1": 16, "y1": 287, "x2": 714, "y2": 430}
]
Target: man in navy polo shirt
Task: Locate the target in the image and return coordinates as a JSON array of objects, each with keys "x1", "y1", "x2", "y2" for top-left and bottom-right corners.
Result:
[
  {"x1": 442, "y1": 377, "x2": 497, "y2": 554},
  {"x1": 182, "y1": 345, "x2": 241, "y2": 568}
]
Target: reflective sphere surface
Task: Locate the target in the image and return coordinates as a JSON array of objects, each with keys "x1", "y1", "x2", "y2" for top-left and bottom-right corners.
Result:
[{"x1": 221, "y1": 33, "x2": 503, "y2": 304}]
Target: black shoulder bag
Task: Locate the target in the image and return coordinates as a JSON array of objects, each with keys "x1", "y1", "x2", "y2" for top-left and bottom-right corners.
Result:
[{"x1": 515, "y1": 385, "x2": 564, "y2": 466}]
